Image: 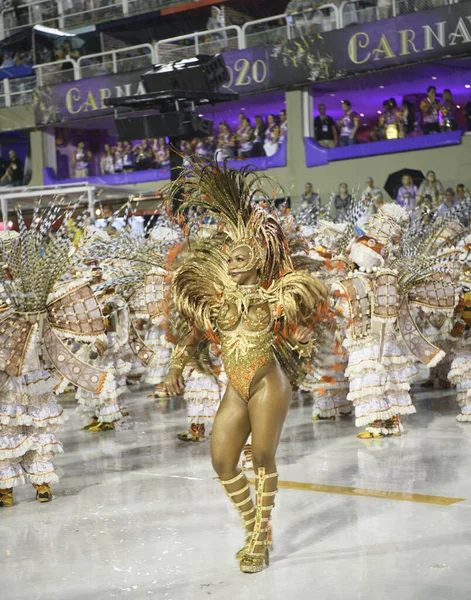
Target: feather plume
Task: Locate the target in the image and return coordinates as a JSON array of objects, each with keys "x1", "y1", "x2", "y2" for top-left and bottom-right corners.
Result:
[{"x1": 168, "y1": 158, "x2": 293, "y2": 282}]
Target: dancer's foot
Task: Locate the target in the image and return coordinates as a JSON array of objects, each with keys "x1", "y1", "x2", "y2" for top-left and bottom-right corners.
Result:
[
  {"x1": 33, "y1": 484, "x2": 52, "y2": 503},
  {"x1": 357, "y1": 420, "x2": 385, "y2": 439},
  {"x1": 239, "y1": 468, "x2": 277, "y2": 574},
  {"x1": 177, "y1": 423, "x2": 205, "y2": 442},
  {"x1": 88, "y1": 421, "x2": 116, "y2": 432},
  {"x1": 149, "y1": 384, "x2": 169, "y2": 399},
  {"x1": 421, "y1": 380, "x2": 434, "y2": 388},
  {"x1": 357, "y1": 430, "x2": 384, "y2": 439},
  {"x1": 0, "y1": 488, "x2": 13, "y2": 507},
  {"x1": 239, "y1": 547, "x2": 270, "y2": 573},
  {"x1": 83, "y1": 418, "x2": 99, "y2": 431},
  {"x1": 237, "y1": 523, "x2": 273, "y2": 560},
  {"x1": 312, "y1": 415, "x2": 335, "y2": 422},
  {"x1": 385, "y1": 416, "x2": 402, "y2": 436}
]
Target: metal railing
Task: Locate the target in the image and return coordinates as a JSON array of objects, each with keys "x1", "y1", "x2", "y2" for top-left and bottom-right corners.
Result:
[
  {"x1": 0, "y1": 0, "x2": 459, "y2": 108},
  {"x1": 242, "y1": 7, "x2": 340, "y2": 49},
  {"x1": 77, "y1": 43, "x2": 154, "y2": 79},
  {"x1": 338, "y1": 0, "x2": 451, "y2": 27},
  {"x1": 34, "y1": 58, "x2": 80, "y2": 87},
  {"x1": 62, "y1": 0, "x2": 125, "y2": 30},
  {"x1": 155, "y1": 25, "x2": 244, "y2": 64},
  {"x1": 0, "y1": 0, "x2": 455, "y2": 43},
  {"x1": 0, "y1": 76, "x2": 36, "y2": 108},
  {"x1": 0, "y1": 0, "x2": 59, "y2": 39}
]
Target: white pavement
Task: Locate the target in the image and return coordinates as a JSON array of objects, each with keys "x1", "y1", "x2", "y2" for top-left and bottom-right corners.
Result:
[{"x1": 2, "y1": 386, "x2": 471, "y2": 600}]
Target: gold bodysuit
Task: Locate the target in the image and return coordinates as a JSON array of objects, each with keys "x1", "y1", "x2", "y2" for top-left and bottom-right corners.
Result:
[{"x1": 217, "y1": 285, "x2": 276, "y2": 402}]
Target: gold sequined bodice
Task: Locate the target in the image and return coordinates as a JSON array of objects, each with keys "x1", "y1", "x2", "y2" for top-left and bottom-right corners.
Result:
[{"x1": 217, "y1": 284, "x2": 276, "y2": 401}]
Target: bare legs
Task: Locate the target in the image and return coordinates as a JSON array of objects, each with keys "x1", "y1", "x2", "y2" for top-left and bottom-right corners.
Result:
[
  {"x1": 211, "y1": 362, "x2": 291, "y2": 479},
  {"x1": 211, "y1": 363, "x2": 291, "y2": 568}
]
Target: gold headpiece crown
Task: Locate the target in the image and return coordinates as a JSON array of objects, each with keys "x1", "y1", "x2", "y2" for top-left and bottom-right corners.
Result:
[{"x1": 169, "y1": 158, "x2": 293, "y2": 282}]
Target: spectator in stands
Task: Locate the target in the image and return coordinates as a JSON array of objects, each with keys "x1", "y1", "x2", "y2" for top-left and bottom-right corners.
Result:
[
  {"x1": 235, "y1": 112, "x2": 245, "y2": 141},
  {"x1": 358, "y1": 191, "x2": 385, "y2": 228},
  {"x1": 155, "y1": 138, "x2": 170, "y2": 167},
  {"x1": 377, "y1": 0, "x2": 393, "y2": 19},
  {"x1": 300, "y1": 182, "x2": 320, "y2": 209},
  {"x1": 314, "y1": 103, "x2": 337, "y2": 148},
  {"x1": 338, "y1": 100, "x2": 359, "y2": 146},
  {"x1": 437, "y1": 187, "x2": 456, "y2": 217},
  {"x1": 215, "y1": 122, "x2": 236, "y2": 160},
  {"x1": 63, "y1": 40, "x2": 80, "y2": 62},
  {"x1": 72, "y1": 141, "x2": 91, "y2": 178},
  {"x1": 396, "y1": 173, "x2": 418, "y2": 216},
  {"x1": 180, "y1": 140, "x2": 193, "y2": 167},
  {"x1": 417, "y1": 170, "x2": 444, "y2": 207},
  {"x1": 399, "y1": 100, "x2": 416, "y2": 137},
  {"x1": 195, "y1": 137, "x2": 211, "y2": 158},
  {"x1": 1, "y1": 150, "x2": 24, "y2": 187},
  {"x1": 420, "y1": 86, "x2": 442, "y2": 135},
  {"x1": 456, "y1": 183, "x2": 469, "y2": 202},
  {"x1": 286, "y1": 0, "x2": 315, "y2": 37},
  {"x1": 441, "y1": 89, "x2": 458, "y2": 131},
  {"x1": 363, "y1": 176, "x2": 380, "y2": 200},
  {"x1": 372, "y1": 100, "x2": 392, "y2": 141},
  {"x1": 264, "y1": 114, "x2": 280, "y2": 156},
  {"x1": 380, "y1": 98, "x2": 400, "y2": 140},
  {"x1": 101, "y1": 143, "x2": 115, "y2": 175},
  {"x1": 114, "y1": 142, "x2": 124, "y2": 174},
  {"x1": 206, "y1": 7, "x2": 227, "y2": 50},
  {"x1": 333, "y1": 182, "x2": 352, "y2": 222},
  {"x1": 252, "y1": 115, "x2": 266, "y2": 157},
  {"x1": 279, "y1": 109, "x2": 288, "y2": 143},
  {"x1": 237, "y1": 117, "x2": 254, "y2": 158},
  {"x1": 1, "y1": 52, "x2": 14, "y2": 68},
  {"x1": 123, "y1": 142, "x2": 135, "y2": 172}
]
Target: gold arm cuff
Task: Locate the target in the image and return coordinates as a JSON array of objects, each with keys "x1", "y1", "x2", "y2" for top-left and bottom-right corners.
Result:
[{"x1": 170, "y1": 344, "x2": 190, "y2": 371}]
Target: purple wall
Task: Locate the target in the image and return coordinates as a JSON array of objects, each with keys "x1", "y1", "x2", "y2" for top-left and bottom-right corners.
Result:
[{"x1": 304, "y1": 131, "x2": 463, "y2": 168}]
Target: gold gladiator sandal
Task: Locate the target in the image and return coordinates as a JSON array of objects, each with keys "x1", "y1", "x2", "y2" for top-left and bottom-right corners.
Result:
[
  {"x1": 218, "y1": 472, "x2": 257, "y2": 560},
  {"x1": 240, "y1": 468, "x2": 278, "y2": 574},
  {"x1": 357, "y1": 420, "x2": 385, "y2": 439},
  {"x1": 83, "y1": 418, "x2": 99, "y2": 431},
  {"x1": 385, "y1": 416, "x2": 402, "y2": 436},
  {"x1": 88, "y1": 421, "x2": 116, "y2": 432},
  {"x1": 33, "y1": 484, "x2": 52, "y2": 503},
  {"x1": 0, "y1": 488, "x2": 13, "y2": 507}
]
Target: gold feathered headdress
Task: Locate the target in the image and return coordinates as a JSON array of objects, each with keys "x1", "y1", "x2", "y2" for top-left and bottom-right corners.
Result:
[{"x1": 169, "y1": 158, "x2": 293, "y2": 283}]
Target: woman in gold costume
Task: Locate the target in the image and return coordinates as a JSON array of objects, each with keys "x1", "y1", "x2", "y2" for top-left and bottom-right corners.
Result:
[{"x1": 166, "y1": 161, "x2": 326, "y2": 573}]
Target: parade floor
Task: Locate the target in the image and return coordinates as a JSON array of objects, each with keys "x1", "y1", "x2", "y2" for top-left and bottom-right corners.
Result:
[{"x1": 3, "y1": 386, "x2": 471, "y2": 600}]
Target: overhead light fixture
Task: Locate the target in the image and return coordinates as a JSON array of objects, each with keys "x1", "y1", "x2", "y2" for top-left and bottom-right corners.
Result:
[
  {"x1": 465, "y1": 84, "x2": 471, "y2": 89},
  {"x1": 432, "y1": 76, "x2": 437, "y2": 80}
]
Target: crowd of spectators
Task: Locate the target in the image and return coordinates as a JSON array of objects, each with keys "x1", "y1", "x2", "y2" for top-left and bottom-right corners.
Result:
[
  {"x1": 0, "y1": 50, "x2": 33, "y2": 69},
  {"x1": 68, "y1": 110, "x2": 287, "y2": 179},
  {"x1": 71, "y1": 137, "x2": 170, "y2": 178},
  {"x1": 314, "y1": 87, "x2": 471, "y2": 148},
  {"x1": 185, "y1": 110, "x2": 287, "y2": 161},
  {"x1": 298, "y1": 171, "x2": 470, "y2": 227}
]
